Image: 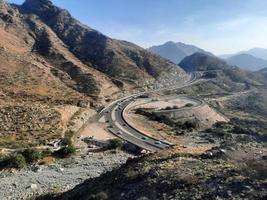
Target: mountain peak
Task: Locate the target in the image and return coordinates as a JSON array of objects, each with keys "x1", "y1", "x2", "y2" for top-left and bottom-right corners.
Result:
[
  {"x1": 164, "y1": 41, "x2": 176, "y2": 45},
  {"x1": 148, "y1": 41, "x2": 213, "y2": 64},
  {"x1": 22, "y1": 0, "x2": 53, "y2": 10},
  {"x1": 24, "y1": 0, "x2": 52, "y2": 5}
]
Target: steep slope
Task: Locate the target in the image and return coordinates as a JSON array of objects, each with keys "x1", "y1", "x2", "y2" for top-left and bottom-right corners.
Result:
[
  {"x1": 0, "y1": 0, "x2": 118, "y2": 102},
  {"x1": 226, "y1": 53, "x2": 267, "y2": 71},
  {"x1": 179, "y1": 53, "x2": 263, "y2": 91},
  {"x1": 0, "y1": 0, "x2": 115, "y2": 147},
  {"x1": 148, "y1": 41, "x2": 213, "y2": 64},
  {"x1": 19, "y1": 0, "x2": 185, "y2": 85},
  {"x1": 0, "y1": 0, "x2": 185, "y2": 148}
]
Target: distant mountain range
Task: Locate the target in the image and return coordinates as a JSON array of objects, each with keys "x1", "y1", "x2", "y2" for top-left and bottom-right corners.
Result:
[
  {"x1": 148, "y1": 41, "x2": 213, "y2": 64},
  {"x1": 148, "y1": 41, "x2": 267, "y2": 71},
  {"x1": 219, "y1": 48, "x2": 267, "y2": 71},
  {"x1": 226, "y1": 54, "x2": 267, "y2": 71},
  {"x1": 221, "y1": 48, "x2": 267, "y2": 60}
]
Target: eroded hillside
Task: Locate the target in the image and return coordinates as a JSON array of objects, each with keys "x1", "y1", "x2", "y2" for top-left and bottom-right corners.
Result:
[{"x1": 0, "y1": 0, "x2": 185, "y2": 149}]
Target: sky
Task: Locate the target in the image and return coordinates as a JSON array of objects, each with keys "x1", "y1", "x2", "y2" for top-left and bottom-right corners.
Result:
[{"x1": 8, "y1": 0, "x2": 267, "y2": 55}]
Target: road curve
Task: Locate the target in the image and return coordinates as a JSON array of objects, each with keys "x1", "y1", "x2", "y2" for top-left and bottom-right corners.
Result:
[{"x1": 99, "y1": 72, "x2": 201, "y2": 152}]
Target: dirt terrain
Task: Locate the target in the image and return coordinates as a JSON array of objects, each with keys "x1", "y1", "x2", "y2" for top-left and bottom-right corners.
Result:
[
  {"x1": 0, "y1": 1, "x2": 267, "y2": 200},
  {"x1": 123, "y1": 95, "x2": 228, "y2": 142}
]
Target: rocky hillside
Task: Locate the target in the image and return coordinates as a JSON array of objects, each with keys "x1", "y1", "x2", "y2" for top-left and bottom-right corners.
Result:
[
  {"x1": 1, "y1": 0, "x2": 185, "y2": 102},
  {"x1": 183, "y1": 53, "x2": 263, "y2": 82},
  {"x1": 40, "y1": 143, "x2": 267, "y2": 200},
  {"x1": 178, "y1": 53, "x2": 265, "y2": 93},
  {"x1": 20, "y1": 0, "x2": 185, "y2": 86},
  {"x1": 0, "y1": 0, "x2": 185, "y2": 148}
]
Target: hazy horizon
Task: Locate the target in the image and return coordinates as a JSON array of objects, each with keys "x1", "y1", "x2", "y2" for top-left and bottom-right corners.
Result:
[{"x1": 9, "y1": 0, "x2": 267, "y2": 55}]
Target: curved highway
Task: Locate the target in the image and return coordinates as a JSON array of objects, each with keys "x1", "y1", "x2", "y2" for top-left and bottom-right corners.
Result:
[{"x1": 98, "y1": 72, "x2": 202, "y2": 152}]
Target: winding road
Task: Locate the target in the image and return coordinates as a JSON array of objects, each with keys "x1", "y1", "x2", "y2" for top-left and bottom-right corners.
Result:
[{"x1": 98, "y1": 73, "x2": 202, "y2": 152}]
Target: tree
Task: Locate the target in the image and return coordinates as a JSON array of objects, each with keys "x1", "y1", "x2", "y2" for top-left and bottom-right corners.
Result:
[{"x1": 107, "y1": 139, "x2": 123, "y2": 149}]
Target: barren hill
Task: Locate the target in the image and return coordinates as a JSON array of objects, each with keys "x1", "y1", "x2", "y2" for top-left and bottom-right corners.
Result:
[
  {"x1": 20, "y1": 0, "x2": 185, "y2": 86},
  {"x1": 0, "y1": 0, "x2": 185, "y2": 148},
  {"x1": 1, "y1": 0, "x2": 185, "y2": 102}
]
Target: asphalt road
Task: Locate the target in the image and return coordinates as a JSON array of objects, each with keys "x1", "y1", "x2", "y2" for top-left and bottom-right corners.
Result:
[{"x1": 99, "y1": 72, "x2": 201, "y2": 152}]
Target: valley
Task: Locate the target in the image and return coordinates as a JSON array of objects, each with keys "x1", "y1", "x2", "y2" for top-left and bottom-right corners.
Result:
[{"x1": 0, "y1": 0, "x2": 266, "y2": 200}]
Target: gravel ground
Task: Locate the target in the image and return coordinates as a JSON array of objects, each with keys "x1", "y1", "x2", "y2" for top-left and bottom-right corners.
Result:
[{"x1": 0, "y1": 151, "x2": 133, "y2": 200}]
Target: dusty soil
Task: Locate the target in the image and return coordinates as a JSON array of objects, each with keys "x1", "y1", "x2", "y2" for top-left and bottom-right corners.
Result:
[
  {"x1": 80, "y1": 122, "x2": 116, "y2": 141},
  {"x1": 123, "y1": 96, "x2": 228, "y2": 143},
  {"x1": 136, "y1": 96, "x2": 198, "y2": 110}
]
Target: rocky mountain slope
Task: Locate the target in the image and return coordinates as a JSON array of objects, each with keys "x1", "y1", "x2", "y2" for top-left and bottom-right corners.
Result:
[
  {"x1": 148, "y1": 41, "x2": 213, "y2": 64},
  {"x1": 226, "y1": 53, "x2": 267, "y2": 71},
  {"x1": 20, "y1": 0, "x2": 185, "y2": 86},
  {"x1": 179, "y1": 53, "x2": 264, "y2": 92},
  {"x1": 0, "y1": 0, "x2": 185, "y2": 148}
]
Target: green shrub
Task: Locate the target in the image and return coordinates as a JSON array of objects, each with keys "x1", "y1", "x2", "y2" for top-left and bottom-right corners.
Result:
[
  {"x1": 107, "y1": 139, "x2": 123, "y2": 149},
  {"x1": 5, "y1": 154, "x2": 26, "y2": 169},
  {"x1": 51, "y1": 68, "x2": 59, "y2": 77},
  {"x1": 55, "y1": 145, "x2": 76, "y2": 158},
  {"x1": 21, "y1": 148, "x2": 42, "y2": 164},
  {"x1": 62, "y1": 137, "x2": 72, "y2": 146},
  {"x1": 41, "y1": 149, "x2": 53, "y2": 157},
  {"x1": 183, "y1": 121, "x2": 198, "y2": 129},
  {"x1": 233, "y1": 125, "x2": 250, "y2": 135}
]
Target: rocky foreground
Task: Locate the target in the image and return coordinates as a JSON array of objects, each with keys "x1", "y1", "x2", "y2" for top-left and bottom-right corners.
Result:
[{"x1": 0, "y1": 150, "x2": 132, "y2": 200}]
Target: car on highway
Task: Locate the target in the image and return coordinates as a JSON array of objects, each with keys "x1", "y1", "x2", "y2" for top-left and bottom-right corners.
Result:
[
  {"x1": 142, "y1": 136, "x2": 148, "y2": 140},
  {"x1": 117, "y1": 131, "x2": 123, "y2": 135},
  {"x1": 122, "y1": 123, "x2": 127, "y2": 126},
  {"x1": 154, "y1": 141, "x2": 162, "y2": 145}
]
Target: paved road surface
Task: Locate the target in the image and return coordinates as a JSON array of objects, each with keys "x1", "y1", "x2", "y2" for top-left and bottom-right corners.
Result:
[{"x1": 98, "y1": 72, "x2": 201, "y2": 152}]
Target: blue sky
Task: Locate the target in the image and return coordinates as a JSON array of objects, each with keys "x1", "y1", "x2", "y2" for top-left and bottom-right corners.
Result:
[{"x1": 8, "y1": 0, "x2": 267, "y2": 54}]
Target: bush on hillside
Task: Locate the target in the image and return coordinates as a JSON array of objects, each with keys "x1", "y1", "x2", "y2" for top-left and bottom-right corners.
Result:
[
  {"x1": 3, "y1": 154, "x2": 26, "y2": 169},
  {"x1": 21, "y1": 148, "x2": 42, "y2": 164},
  {"x1": 54, "y1": 145, "x2": 76, "y2": 158},
  {"x1": 107, "y1": 139, "x2": 123, "y2": 150}
]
